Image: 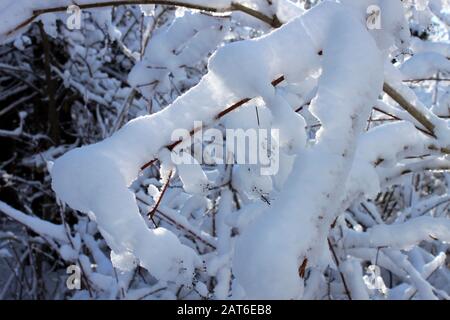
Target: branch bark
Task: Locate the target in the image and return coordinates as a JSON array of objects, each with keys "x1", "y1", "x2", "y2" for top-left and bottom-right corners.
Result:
[
  {"x1": 38, "y1": 22, "x2": 60, "y2": 144},
  {"x1": 383, "y1": 82, "x2": 436, "y2": 138}
]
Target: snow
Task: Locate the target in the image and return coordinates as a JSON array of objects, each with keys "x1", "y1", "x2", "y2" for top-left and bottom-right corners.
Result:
[
  {"x1": 110, "y1": 250, "x2": 137, "y2": 272},
  {"x1": 344, "y1": 216, "x2": 450, "y2": 249},
  {"x1": 346, "y1": 121, "x2": 432, "y2": 200},
  {"x1": 2, "y1": 0, "x2": 448, "y2": 300},
  {"x1": 340, "y1": 0, "x2": 410, "y2": 51},
  {"x1": 128, "y1": 11, "x2": 229, "y2": 99},
  {"x1": 342, "y1": 258, "x2": 371, "y2": 299},
  {"x1": 50, "y1": 1, "x2": 322, "y2": 288},
  {"x1": 432, "y1": 92, "x2": 450, "y2": 117},
  {"x1": 0, "y1": 200, "x2": 68, "y2": 243},
  {"x1": 401, "y1": 52, "x2": 450, "y2": 79},
  {"x1": 0, "y1": 248, "x2": 12, "y2": 258},
  {"x1": 384, "y1": 62, "x2": 449, "y2": 142},
  {"x1": 233, "y1": 0, "x2": 386, "y2": 299},
  {"x1": 177, "y1": 154, "x2": 211, "y2": 195},
  {"x1": 51, "y1": 142, "x2": 201, "y2": 282},
  {"x1": 60, "y1": 244, "x2": 79, "y2": 261},
  {"x1": 411, "y1": 37, "x2": 450, "y2": 57},
  {"x1": 47, "y1": 0, "x2": 426, "y2": 299}
]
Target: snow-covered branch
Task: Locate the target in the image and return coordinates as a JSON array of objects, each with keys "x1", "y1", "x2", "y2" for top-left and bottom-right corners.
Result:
[{"x1": 1, "y1": 0, "x2": 450, "y2": 300}]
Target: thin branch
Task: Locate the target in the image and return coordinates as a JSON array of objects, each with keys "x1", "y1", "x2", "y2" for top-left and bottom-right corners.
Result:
[
  {"x1": 403, "y1": 78, "x2": 450, "y2": 82},
  {"x1": 383, "y1": 82, "x2": 436, "y2": 138},
  {"x1": 110, "y1": 89, "x2": 137, "y2": 134},
  {"x1": 147, "y1": 169, "x2": 173, "y2": 225},
  {"x1": 230, "y1": 2, "x2": 281, "y2": 28},
  {"x1": 38, "y1": 22, "x2": 60, "y2": 145},
  {"x1": 327, "y1": 237, "x2": 352, "y2": 300},
  {"x1": 372, "y1": 106, "x2": 434, "y2": 137}
]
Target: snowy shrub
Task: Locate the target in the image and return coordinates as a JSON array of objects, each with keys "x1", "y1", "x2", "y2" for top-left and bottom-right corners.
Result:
[{"x1": 0, "y1": 0, "x2": 450, "y2": 299}]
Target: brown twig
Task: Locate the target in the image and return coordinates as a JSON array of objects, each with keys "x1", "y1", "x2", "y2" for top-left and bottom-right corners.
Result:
[
  {"x1": 298, "y1": 257, "x2": 308, "y2": 279},
  {"x1": 270, "y1": 75, "x2": 285, "y2": 86},
  {"x1": 327, "y1": 237, "x2": 352, "y2": 300},
  {"x1": 215, "y1": 98, "x2": 252, "y2": 120},
  {"x1": 383, "y1": 82, "x2": 436, "y2": 138},
  {"x1": 147, "y1": 169, "x2": 172, "y2": 226},
  {"x1": 141, "y1": 159, "x2": 157, "y2": 170},
  {"x1": 139, "y1": 75, "x2": 285, "y2": 170},
  {"x1": 38, "y1": 22, "x2": 60, "y2": 145}
]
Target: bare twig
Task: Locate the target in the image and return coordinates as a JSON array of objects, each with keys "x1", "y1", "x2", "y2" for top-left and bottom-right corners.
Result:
[
  {"x1": 327, "y1": 237, "x2": 352, "y2": 300},
  {"x1": 38, "y1": 22, "x2": 60, "y2": 144},
  {"x1": 147, "y1": 169, "x2": 173, "y2": 226},
  {"x1": 383, "y1": 82, "x2": 436, "y2": 138}
]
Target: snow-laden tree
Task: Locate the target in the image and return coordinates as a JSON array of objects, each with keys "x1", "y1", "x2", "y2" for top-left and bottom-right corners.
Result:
[{"x1": 1, "y1": 0, "x2": 450, "y2": 299}]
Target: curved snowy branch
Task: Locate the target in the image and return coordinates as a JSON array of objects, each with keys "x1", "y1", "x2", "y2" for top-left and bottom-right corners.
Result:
[
  {"x1": 0, "y1": 200, "x2": 69, "y2": 243},
  {"x1": 344, "y1": 216, "x2": 450, "y2": 250}
]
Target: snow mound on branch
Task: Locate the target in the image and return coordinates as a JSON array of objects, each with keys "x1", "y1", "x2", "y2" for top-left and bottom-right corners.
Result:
[
  {"x1": 346, "y1": 121, "x2": 432, "y2": 201},
  {"x1": 128, "y1": 11, "x2": 229, "y2": 99},
  {"x1": 232, "y1": 0, "x2": 405, "y2": 299},
  {"x1": 401, "y1": 52, "x2": 450, "y2": 79},
  {"x1": 411, "y1": 38, "x2": 450, "y2": 57},
  {"x1": 51, "y1": 126, "x2": 201, "y2": 283}
]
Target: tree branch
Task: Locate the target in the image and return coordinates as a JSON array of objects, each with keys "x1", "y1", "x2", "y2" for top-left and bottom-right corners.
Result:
[
  {"x1": 38, "y1": 22, "x2": 60, "y2": 145},
  {"x1": 383, "y1": 82, "x2": 436, "y2": 138},
  {"x1": 328, "y1": 237, "x2": 352, "y2": 300},
  {"x1": 6, "y1": 0, "x2": 281, "y2": 37}
]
